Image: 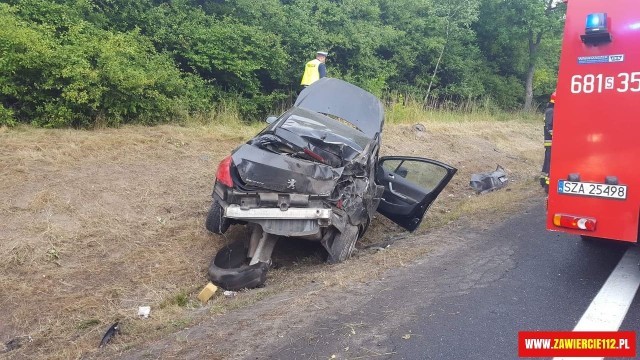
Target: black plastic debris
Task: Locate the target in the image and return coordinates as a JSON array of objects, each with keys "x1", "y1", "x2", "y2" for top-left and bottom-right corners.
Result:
[
  {"x1": 99, "y1": 322, "x2": 119, "y2": 348},
  {"x1": 470, "y1": 165, "x2": 508, "y2": 194}
]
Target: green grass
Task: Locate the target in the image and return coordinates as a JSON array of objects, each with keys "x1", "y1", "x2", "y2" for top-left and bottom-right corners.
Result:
[
  {"x1": 385, "y1": 98, "x2": 540, "y2": 125},
  {"x1": 180, "y1": 96, "x2": 541, "y2": 130},
  {"x1": 160, "y1": 291, "x2": 190, "y2": 309}
]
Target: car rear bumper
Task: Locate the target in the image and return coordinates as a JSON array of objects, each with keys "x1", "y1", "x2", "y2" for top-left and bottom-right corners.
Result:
[
  {"x1": 223, "y1": 204, "x2": 333, "y2": 237},
  {"x1": 225, "y1": 204, "x2": 332, "y2": 221}
]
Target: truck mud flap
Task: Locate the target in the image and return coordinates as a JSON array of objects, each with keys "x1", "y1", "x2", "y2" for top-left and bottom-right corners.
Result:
[{"x1": 208, "y1": 240, "x2": 269, "y2": 291}]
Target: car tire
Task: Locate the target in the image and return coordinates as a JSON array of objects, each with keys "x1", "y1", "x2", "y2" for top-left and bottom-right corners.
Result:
[
  {"x1": 205, "y1": 200, "x2": 230, "y2": 234},
  {"x1": 325, "y1": 224, "x2": 359, "y2": 264},
  {"x1": 208, "y1": 239, "x2": 269, "y2": 290}
]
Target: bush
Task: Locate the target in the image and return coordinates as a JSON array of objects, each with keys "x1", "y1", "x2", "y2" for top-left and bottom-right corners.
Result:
[
  {"x1": 0, "y1": 105, "x2": 15, "y2": 126},
  {"x1": 0, "y1": 3, "x2": 212, "y2": 127}
]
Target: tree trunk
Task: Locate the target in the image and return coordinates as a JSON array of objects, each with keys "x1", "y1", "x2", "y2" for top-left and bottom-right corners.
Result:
[
  {"x1": 524, "y1": 59, "x2": 536, "y2": 111},
  {"x1": 524, "y1": 0, "x2": 556, "y2": 111},
  {"x1": 424, "y1": 22, "x2": 451, "y2": 107},
  {"x1": 524, "y1": 30, "x2": 543, "y2": 112},
  {"x1": 424, "y1": 43, "x2": 446, "y2": 107}
]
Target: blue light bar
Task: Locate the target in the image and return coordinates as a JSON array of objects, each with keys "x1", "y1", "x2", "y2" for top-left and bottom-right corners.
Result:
[
  {"x1": 585, "y1": 13, "x2": 607, "y2": 33},
  {"x1": 581, "y1": 12, "x2": 611, "y2": 45}
]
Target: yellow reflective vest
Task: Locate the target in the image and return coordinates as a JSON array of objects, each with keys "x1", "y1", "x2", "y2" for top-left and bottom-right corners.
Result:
[{"x1": 300, "y1": 59, "x2": 322, "y2": 86}]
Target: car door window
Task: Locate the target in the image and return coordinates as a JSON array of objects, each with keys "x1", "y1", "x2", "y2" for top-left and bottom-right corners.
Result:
[
  {"x1": 376, "y1": 156, "x2": 457, "y2": 232},
  {"x1": 382, "y1": 159, "x2": 449, "y2": 192}
]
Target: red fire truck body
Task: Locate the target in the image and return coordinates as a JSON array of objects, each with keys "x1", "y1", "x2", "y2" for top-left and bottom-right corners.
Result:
[{"x1": 547, "y1": 0, "x2": 640, "y2": 243}]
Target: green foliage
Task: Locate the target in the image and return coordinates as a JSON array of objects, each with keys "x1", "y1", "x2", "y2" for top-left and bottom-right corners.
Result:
[
  {"x1": 0, "y1": 104, "x2": 16, "y2": 126},
  {"x1": 474, "y1": 0, "x2": 564, "y2": 109},
  {"x1": 0, "y1": 0, "x2": 565, "y2": 127},
  {"x1": 0, "y1": 1, "x2": 211, "y2": 127}
]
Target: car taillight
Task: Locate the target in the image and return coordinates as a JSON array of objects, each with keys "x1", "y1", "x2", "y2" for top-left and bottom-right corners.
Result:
[
  {"x1": 216, "y1": 155, "x2": 233, "y2": 187},
  {"x1": 553, "y1": 214, "x2": 597, "y2": 231},
  {"x1": 303, "y1": 148, "x2": 326, "y2": 164}
]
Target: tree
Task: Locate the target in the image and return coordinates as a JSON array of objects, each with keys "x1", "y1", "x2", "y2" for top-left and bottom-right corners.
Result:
[
  {"x1": 519, "y1": 0, "x2": 565, "y2": 110},
  {"x1": 474, "y1": 0, "x2": 564, "y2": 109},
  {"x1": 424, "y1": 0, "x2": 480, "y2": 105},
  {"x1": 0, "y1": 0, "x2": 567, "y2": 127}
]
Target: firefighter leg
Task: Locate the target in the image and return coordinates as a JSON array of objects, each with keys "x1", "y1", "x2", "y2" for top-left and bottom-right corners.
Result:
[{"x1": 541, "y1": 144, "x2": 551, "y2": 188}]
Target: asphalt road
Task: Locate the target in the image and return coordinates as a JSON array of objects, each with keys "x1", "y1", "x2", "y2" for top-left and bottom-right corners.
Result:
[{"x1": 264, "y1": 203, "x2": 639, "y2": 360}]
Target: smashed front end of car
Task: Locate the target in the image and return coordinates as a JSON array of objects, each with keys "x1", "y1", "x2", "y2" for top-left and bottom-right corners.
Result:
[{"x1": 205, "y1": 78, "x2": 385, "y2": 290}]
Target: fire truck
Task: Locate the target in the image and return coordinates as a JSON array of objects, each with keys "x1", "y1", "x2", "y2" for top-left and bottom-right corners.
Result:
[{"x1": 546, "y1": 0, "x2": 640, "y2": 243}]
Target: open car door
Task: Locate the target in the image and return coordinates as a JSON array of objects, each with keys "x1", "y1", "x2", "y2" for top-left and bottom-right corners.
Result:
[{"x1": 376, "y1": 156, "x2": 457, "y2": 232}]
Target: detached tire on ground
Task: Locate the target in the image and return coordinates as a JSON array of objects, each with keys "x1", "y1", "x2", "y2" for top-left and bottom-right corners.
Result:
[
  {"x1": 208, "y1": 240, "x2": 269, "y2": 290},
  {"x1": 205, "y1": 200, "x2": 230, "y2": 234},
  {"x1": 323, "y1": 224, "x2": 359, "y2": 264}
]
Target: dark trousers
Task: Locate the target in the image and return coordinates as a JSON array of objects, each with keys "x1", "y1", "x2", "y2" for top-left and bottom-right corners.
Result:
[{"x1": 542, "y1": 146, "x2": 551, "y2": 174}]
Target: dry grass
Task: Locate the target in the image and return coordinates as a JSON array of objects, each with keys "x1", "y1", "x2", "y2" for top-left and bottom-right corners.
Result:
[{"x1": 0, "y1": 114, "x2": 543, "y2": 358}]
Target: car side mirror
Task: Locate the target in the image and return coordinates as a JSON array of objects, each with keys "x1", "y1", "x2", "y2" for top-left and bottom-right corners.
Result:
[{"x1": 265, "y1": 116, "x2": 278, "y2": 124}]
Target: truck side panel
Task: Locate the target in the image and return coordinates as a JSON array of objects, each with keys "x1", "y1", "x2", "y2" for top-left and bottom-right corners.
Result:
[{"x1": 547, "y1": 0, "x2": 640, "y2": 242}]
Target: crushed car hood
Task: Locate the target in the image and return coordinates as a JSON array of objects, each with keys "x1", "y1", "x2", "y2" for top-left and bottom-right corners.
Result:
[{"x1": 294, "y1": 78, "x2": 384, "y2": 138}]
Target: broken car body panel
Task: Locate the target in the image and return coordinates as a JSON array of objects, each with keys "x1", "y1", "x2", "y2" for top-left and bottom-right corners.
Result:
[
  {"x1": 232, "y1": 143, "x2": 342, "y2": 195},
  {"x1": 206, "y1": 78, "x2": 456, "y2": 289},
  {"x1": 294, "y1": 78, "x2": 384, "y2": 138}
]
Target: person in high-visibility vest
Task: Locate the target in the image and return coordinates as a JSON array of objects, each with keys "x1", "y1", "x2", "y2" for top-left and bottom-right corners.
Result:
[
  {"x1": 540, "y1": 91, "x2": 555, "y2": 192},
  {"x1": 300, "y1": 51, "x2": 328, "y2": 88}
]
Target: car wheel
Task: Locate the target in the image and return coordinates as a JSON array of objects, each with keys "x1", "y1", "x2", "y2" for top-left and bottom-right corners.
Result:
[
  {"x1": 324, "y1": 224, "x2": 359, "y2": 264},
  {"x1": 358, "y1": 216, "x2": 371, "y2": 240},
  {"x1": 205, "y1": 200, "x2": 230, "y2": 234}
]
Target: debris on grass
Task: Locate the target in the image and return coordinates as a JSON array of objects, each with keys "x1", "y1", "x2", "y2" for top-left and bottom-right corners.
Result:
[
  {"x1": 469, "y1": 165, "x2": 508, "y2": 194},
  {"x1": 197, "y1": 282, "x2": 218, "y2": 304},
  {"x1": 99, "y1": 322, "x2": 120, "y2": 348},
  {"x1": 137, "y1": 306, "x2": 151, "y2": 318},
  {"x1": 413, "y1": 123, "x2": 426, "y2": 133},
  {"x1": 223, "y1": 290, "x2": 238, "y2": 298}
]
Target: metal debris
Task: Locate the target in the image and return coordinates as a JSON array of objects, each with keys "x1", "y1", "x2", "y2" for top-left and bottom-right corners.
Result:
[{"x1": 470, "y1": 165, "x2": 508, "y2": 194}]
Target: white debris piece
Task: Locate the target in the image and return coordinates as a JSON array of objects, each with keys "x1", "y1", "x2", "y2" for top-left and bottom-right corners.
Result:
[
  {"x1": 223, "y1": 291, "x2": 238, "y2": 298},
  {"x1": 138, "y1": 306, "x2": 151, "y2": 318}
]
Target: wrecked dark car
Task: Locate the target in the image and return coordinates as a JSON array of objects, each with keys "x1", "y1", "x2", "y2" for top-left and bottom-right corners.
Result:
[{"x1": 205, "y1": 78, "x2": 457, "y2": 290}]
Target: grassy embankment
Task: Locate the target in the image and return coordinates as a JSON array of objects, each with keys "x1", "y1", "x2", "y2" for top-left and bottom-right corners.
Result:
[{"x1": 0, "y1": 102, "x2": 543, "y2": 358}]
